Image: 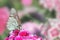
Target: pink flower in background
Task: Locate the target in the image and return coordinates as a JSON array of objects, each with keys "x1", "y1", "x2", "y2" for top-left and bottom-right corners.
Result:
[
  {"x1": 54, "y1": 0, "x2": 60, "y2": 19},
  {"x1": 40, "y1": 0, "x2": 55, "y2": 10},
  {"x1": 21, "y1": 0, "x2": 32, "y2": 6},
  {"x1": 22, "y1": 22, "x2": 38, "y2": 34},
  {"x1": 58, "y1": 24, "x2": 60, "y2": 28},
  {"x1": 0, "y1": 7, "x2": 9, "y2": 35},
  {"x1": 50, "y1": 28, "x2": 59, "y2": 37}
]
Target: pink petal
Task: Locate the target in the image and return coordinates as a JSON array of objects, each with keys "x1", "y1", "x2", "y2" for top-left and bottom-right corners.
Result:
[
  {"x1": 58, "y1": 24, "x2": 60, "y2": 28},
  {"x1": 22, "y1": 22, "x2": 38, "y2": 33},
  {"x1": 15, "y1": 36, "x2": 23, "y2": 40},
  {"x1": 0, "y1": 7, "x2": 9, "y2": 35},
  {"x1": 50, "y1": 28, "x2": 59, "y2": 37},
  {"x1": 21, "y1": 0, "x2": 32, "y2": 6}
]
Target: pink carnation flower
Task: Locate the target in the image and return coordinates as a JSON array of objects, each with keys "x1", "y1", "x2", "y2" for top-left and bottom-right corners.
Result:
[
  {"x1": 15, "y1": 36, "x2": 23, "y2": 40},
  {"x1": 19, "y1": 31, "x2": 29, "y2": 36},
  {"x1": 50, "y1": 28, "x2": 59, "y2": 37},
  {"x1": 9, "y1": 35, "x2": 15, "y2": 40},
  {"x1": 5, "y1": 29, "x2": 43, "y2": 40},
  {"x1": 0, "y1": 7, "x2": 9, "y2": 35}
]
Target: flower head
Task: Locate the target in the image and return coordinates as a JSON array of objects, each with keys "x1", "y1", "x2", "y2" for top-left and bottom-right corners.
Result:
[{"x1": 0, "y1": 7, "x2": 9, "y2": 35}]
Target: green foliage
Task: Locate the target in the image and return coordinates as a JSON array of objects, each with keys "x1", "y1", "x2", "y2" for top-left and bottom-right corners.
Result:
[
  {"x1": 21, "y1": 15, "x2": 33, "y2": 23},
  {"x1": 12, "y1": 0, "x2": 23, "y2": 10},
  {"x1": 33, "y1": 0, "x2": 39, "y2": 7},
  {"x1": 7, "y1": 0, "x2": 22, "y2": 10},
  {"x1": 0, "y1": 0, "x2": 8, "y2": 7},
  {"x1": 45, "y1": 9, "x2": 56, "y2": 18},
  {"x1": 0, "y1": 29, "x2": 9, "y2": 40}
]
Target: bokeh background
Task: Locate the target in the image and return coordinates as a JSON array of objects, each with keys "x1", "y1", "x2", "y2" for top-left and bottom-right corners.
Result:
[{"x1": 0, "y1": 0, "x2": 56, "y2": 40}]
